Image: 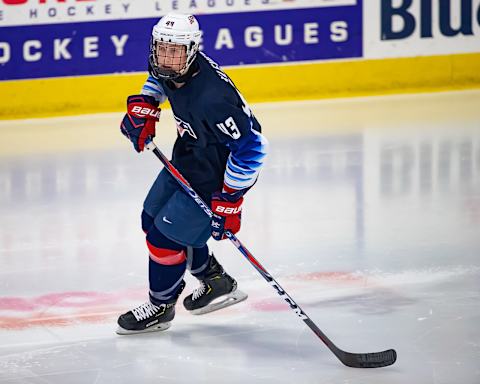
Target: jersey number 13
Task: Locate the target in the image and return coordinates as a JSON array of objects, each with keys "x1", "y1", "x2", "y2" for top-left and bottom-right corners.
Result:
[{"x1": 216, "y1": 116, "x2": 241, "y2": 140}]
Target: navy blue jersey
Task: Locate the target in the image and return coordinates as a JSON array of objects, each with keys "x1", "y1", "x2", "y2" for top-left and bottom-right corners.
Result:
[{"x1": 142, "y1": 52, "x2": 268, "y2": 201}]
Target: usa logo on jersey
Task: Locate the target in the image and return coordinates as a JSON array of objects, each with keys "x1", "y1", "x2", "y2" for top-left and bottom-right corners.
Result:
[{"x1": 173, "y1": 115, "x2": 197, "y2": 140}]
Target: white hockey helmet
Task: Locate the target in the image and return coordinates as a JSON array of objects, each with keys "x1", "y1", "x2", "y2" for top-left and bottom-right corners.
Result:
[{"x1": 149, "y1": 13, "x2": 202, "y2": 79}]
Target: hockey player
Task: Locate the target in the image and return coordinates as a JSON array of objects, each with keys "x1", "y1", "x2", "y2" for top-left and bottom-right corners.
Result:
[{"x1": 117, "y1": 13, "x2": 268, "y2": 334}]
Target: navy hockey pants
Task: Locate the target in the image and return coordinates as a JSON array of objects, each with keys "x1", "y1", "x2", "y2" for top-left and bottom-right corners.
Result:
[{"x1": 143, "y1": 168, "x2": 211, "y2": 248}]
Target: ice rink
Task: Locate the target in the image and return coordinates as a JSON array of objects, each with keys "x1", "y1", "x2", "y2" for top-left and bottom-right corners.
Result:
[{"x1": 0, "y1": 90, "x2": 479, "y2": 383}]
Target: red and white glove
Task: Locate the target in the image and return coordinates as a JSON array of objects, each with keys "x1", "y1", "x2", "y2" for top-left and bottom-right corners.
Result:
[
  {"x1": 211, "y1": 189, "x2": 244, "y2": 241},
  {"x1": 120, "y1": 95, "x2": 160, "y2": 152}
]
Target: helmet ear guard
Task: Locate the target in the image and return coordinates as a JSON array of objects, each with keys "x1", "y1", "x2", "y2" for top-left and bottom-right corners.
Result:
[{"x1": 149, "y1": 13, "x2": 202, "y2": 80}]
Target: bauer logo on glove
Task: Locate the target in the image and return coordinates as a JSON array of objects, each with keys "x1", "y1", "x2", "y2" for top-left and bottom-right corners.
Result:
[
  {"x1": 130, "y1": 105, "x2": 162, "y2": 119},
  {"x1": 120, "y1": 94, "x2": 161, "y2": 152},
  {"x1": 210, "y1": 190, "x2": 244, "y2": 240},
  {"x1": 214, "y1": 205, "x2": 242, "y2": 215}
]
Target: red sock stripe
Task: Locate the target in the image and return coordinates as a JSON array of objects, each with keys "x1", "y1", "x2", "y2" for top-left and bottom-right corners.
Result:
[{"x1": 146, "y1": 240, "x2": 186, "y2": 266}]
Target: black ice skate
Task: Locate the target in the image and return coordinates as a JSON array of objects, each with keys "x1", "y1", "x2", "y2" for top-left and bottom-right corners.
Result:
[
  {"x1": 116, "y1": 301, "x2": 175, "y2": 335},
  {"x1": 184, "y1": 255, "x2": 247, "y2": 315},
  {"x1": 116, "y1": 281, "x2": 185, "y2": 335}
]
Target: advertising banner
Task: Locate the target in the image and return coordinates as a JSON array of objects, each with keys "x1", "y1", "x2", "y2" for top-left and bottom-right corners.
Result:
[
  {"x1": 0, "y1": 0, "x2": 358, "y2": 26},
  {"x1": 364, "y1": 0, "x2": 480, "y2": 59},
  {"x1": 0, "y1": 0, "x2": 362, "y2": 80}
]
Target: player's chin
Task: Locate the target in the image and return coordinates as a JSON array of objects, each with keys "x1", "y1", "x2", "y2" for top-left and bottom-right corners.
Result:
[{"x1": 161, "y1": 68, "x2": 181, "y2": 77}]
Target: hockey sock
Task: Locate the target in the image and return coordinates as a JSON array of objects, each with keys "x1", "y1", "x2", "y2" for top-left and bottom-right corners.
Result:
[
  {"x1": 189, "y1": 245, "x2": 211, "y2": 280},
  {"x1": 146, "y1": 225, "x2": 187, "y2": 305}
]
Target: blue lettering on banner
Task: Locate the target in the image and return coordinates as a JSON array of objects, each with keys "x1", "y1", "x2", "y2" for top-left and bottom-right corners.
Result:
[
  {"x1": 203, "y1": 6, "x2": 362, "y2": 65},
  {"x1": 0, "y1": 5, "x2": 362, "y2": 81},
  {"x1": 381, "y1": 0, "x2": 480, "y2": 40}
]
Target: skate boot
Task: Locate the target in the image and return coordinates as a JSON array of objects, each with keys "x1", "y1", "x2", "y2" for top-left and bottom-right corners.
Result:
[
  {"x1": 183, "y1": 255, "x2": 247, "y2": 315},
  {"x1": 116, "y1": 281, "x2": 185, "y2": 335}
]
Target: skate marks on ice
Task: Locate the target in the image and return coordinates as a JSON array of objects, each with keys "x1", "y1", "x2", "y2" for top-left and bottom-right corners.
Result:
[{"x1": 0, "y1": 324, "x2": 328, "y2": 384}]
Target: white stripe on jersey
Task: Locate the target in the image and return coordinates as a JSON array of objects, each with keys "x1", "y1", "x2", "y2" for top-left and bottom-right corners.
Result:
[
  {"x1": 224, "y1": 130, "x2": 269, "y2": 191},
  {"x1": 141, "y1": 76, "x2": 168, "y2": 104}
]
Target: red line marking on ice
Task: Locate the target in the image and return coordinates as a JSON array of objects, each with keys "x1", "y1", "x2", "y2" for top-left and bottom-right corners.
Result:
[
  {"x1": 251, "y1": 271, "x2": 373, "y2": 312},
  {"x1": 0, "y1": 289, "x2": 146, "y2": 330},
  {"x1": 0, "y1": 310, "x2": 119, "y2": 330},
  {"x1": 0, "y1": 272, "x2": 372, "y2": 329},
  {"x1": 0, "y1": 298, "x2": 37, "y2": 311},
  {"x1": 289, "y1": 271, "x2": 365, "y2": 283}
]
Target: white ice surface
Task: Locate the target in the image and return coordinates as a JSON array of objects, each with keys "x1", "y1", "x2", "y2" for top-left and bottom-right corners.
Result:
[{"x1": 0, "y1": 91, "x2": 479, "y2": 383}]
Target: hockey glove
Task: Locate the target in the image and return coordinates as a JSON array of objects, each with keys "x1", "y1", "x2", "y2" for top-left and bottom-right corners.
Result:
[
  {"x1": 211, "y1": 190, "x2": 244, "y2": 241},
  {"x1": 120, "y1": 95, "x2": 160, "y2": 152}
]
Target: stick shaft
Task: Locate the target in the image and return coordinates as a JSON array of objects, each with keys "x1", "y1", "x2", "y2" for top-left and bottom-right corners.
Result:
[{"x1": 145, "y1": 141, "x2": 396, "y2": 368}]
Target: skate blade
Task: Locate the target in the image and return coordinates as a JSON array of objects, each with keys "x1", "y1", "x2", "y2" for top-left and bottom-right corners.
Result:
[
  {"x1": 189, "y1": 290, "x2": 248, "y2": 315},
  {"x1": 116, "y1": 321, "x2": 171, "y2": 335}
]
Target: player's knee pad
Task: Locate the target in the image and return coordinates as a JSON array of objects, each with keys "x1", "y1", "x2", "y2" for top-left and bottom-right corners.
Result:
[
  {"x1": 141, "y1": 210, "x2": 154, "y2": 234},
  {"x1": 146, "y1": 225, "x2": 186, "y2": 266}
]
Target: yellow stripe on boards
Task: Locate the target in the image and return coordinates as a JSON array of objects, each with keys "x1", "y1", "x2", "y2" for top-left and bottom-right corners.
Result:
[
  {"x1": 0, "y1": 52, "x2": 479, "y2": 120},
  {"x1": 232, "y1": 52, "x2": 480, "y2": 102}
]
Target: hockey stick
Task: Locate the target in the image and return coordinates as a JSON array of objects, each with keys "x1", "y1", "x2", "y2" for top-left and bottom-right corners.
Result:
[{"x1": 145, "y1": 140, "x2": 397, "y2": 368}]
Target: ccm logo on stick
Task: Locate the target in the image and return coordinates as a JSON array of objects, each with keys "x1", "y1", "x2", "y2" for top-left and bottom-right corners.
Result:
[
  {"x1": 215, "y1": 206, "x2": 241, "y2": 215},
  {"x1": 131, "y1": 106, "x2": 160, "y2": 119}
]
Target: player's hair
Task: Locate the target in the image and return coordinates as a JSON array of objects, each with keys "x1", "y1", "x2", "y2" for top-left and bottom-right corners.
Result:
[{"x1": 149, "y1": 13, "x2": 202, "y2": 80}]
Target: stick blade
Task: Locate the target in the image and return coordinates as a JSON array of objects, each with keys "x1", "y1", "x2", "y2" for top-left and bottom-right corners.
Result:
[{"x1": 340, "y1": 349, "x2": 397, "y2": 368}]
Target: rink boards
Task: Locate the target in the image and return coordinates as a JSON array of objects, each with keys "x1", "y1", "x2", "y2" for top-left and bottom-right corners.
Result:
[{"x1": 0, "y1": 0, "x2": 479, "y2": 118}]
